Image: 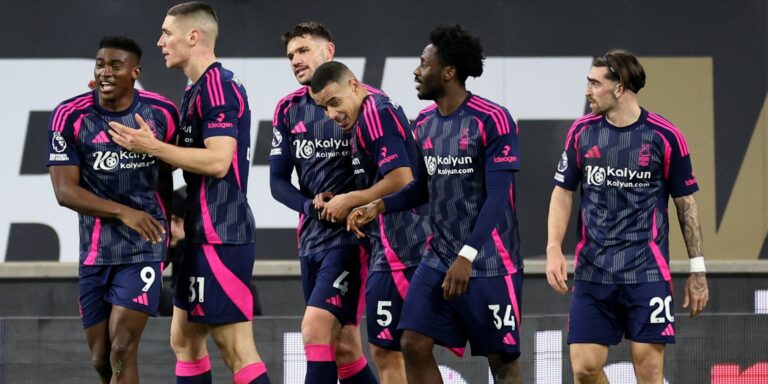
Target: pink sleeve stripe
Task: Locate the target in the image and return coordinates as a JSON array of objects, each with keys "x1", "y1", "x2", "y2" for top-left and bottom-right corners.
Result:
[
  {"x1": 415, "y1": 115, "x2": 432, "y2": 128},
  {"x1": 492, "y1": 228, "x2": 517, "y2": 275},
  {"x1": 363, "y1": 83, "x2": 384, "y2": 95},
  {"x1": 469, "y1": 96, "x2": 511, "y2": 134},
  {"x1": 304, "y1": 344, "x2": 335, "y2": 362},
  {"x1": 234, "y1": 362, "x2": 267, "y2": 384},
  {"x1": 387, "y1": 107, "x2": 406, "y2": 139},
  {"x1": 138, "y1": 90, "x2": 180, "y2": 114},
  {"x1": 273, "y1": 88, "x2": 307, "y2": 125},
  {"x1": 467, "y1": 96, "x2": 510, "y2": 135},
  {"x1": 232, "y1": 145, "x2": 242, "y2": 190},
  {"x1": 419, "y1": 104, "x2": 438, "y2": 115},
  {"x1": 202, "y1": 244, "x2": 254, "y2": 319},
  {"x1": 564, "y1": 114, "x2": 600, "y2": 150},
  {"x1": 503, "y1": 274, "x2": 521, "y2": 329},
  {"x1": 356, "y1": 122, "x2": 368, "y2": 152},
  {"x1": 196, "y1": 95, "x2": 202, "y2": 118},
  {"x1": 472, "y1": 116, "x2": 487, "y2": 146},
  {"x1": 199, "y1": 177, "x2": 223, "y2": 244},
  {"x1": 53, "y1": 96, "x2": 92, "y2": 133},
  {"x1": 231, "y1": 83, "x2": 245, "y2": 118},
  {"x1": 647, "y1": 113, "x2": 689, "y2": 155},
  {"x1": 649, "y1": 208, "x2": 672, "y2": 281},
  {"x1": 151, "y1": 105, "x2": 177, "y2": 143},
  {"x1": 213, "y1": 67, "x2": 226, "y2": 106},
  {"x1": 363, "y1": 98, "x2": 383, "y2": 140},
  {"x1": 175, "y1": 355, "x2": 211, "y2": 377},
  {"x1": 205, "y1": 69, "x2": 225, "y2": 107},
  {"x1": 82, "y1": 218, "x2": 101, "y2": 266},
  {"x1": 356, "y1": 246, "x2": 369, "y2": 324},
  {"x1": 369, "y1": 98, "x2": 384, "y2": 138},
  {"x1": 573, "y1": 126, "x2": 587, "y2": 169},
  {"x1": 467, "y1": 99, "x2": 508, "y2": 136}
]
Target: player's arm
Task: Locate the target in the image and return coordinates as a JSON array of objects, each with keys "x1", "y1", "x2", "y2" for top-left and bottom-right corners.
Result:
[
  {"x1": 546, "y1": 186, "x2": 573, "y2": 294},
  {"x1": 443, "y1": 170, "x2": 515, "y2": 300},
  {"x1": 673, "y1": 194, "x2": 709, "y2": 316},
  {"x1": 269, "y1": 155, "x2": 313, "y2": 215},
  {"x1": 158, "y1": 163, "x2": 173, "y2": 232},
  {"x1": 321, "y1": 166, "x2": 413, "y2": 223},
  {"x1": 49, "y1": 165, "x2": 164, "y2": 242},
  {"x1": 108, "y1": 114, "x2": 235, "y2": 178}
]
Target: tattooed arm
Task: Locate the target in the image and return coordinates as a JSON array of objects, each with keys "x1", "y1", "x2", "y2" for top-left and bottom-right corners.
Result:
[{"x1": 673, "y1": 194, "x2": 709, "y2": 316}]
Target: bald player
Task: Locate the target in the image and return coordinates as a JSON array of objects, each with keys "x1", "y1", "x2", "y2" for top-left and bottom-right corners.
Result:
[{"x1": 108, "y1": 2, "x2": 270, "y2": 383}]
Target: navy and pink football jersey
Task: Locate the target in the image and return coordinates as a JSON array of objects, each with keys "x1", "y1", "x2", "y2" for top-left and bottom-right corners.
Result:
[
  {"x1": 412, "y1": 93, "x2": 522, "y2": 277},
  {"x1": 352, "y1": 93, "x2": 429, "y2": 272},
  {"x1": 177, "y1": 62, "x2": 255, "y2": 245},
  {"x1": 553, "y1": 109, "x2": 699, "y2": 284},
  {"x1": 270, "y1": 86, "x2": 359, "y2": 256},
  {"x1": 47, "y1": 89, "x2": 178, "y2": 265}
]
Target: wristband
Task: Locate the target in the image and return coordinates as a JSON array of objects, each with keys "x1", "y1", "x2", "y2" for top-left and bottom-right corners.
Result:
[
  {"x1": 689, "y1": 256, "x2": 706, "y2": 273},
  {"x1": 458, "y1": 245, "x2": 478, "y2": 263}
]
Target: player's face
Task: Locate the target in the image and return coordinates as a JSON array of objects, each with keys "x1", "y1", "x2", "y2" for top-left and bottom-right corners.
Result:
[
  {"x1": 286, "y1": 35, "x2": 334, "y2": 85},
  {"x1": 94, "y1": 48, "x2": 139, "y2": 105},
  {"x1": 585, "y1": 66, "x2": 619, "y2": 115},
  {"x1": 157, "y1": 15, "x2": 190, "y2": 69},
  {"x1": 312, "y1": 79, "x2": 363, "y2": 130},
  {"x1": 414, "y1": 44, "x2": 446, "y2": 100}
]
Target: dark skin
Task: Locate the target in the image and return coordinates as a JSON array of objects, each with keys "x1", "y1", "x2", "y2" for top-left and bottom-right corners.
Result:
[{"x1": 50, "y1": 46, "x2": 168, "y2": 384}]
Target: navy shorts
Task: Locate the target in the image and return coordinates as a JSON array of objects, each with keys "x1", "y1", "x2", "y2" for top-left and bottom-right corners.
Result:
[
  {"x1": 301, "y1": 245, "x2": 366, "y2": 326},
  {"x1": 366, "y1": 266, "x2": 417, "y2": 350},
  {"x1": 79, "y1": 261, "x2": 163, "y2": 329},
  {"x1": 399, "y1": 263, "x2": 523, "y2": 357},
  {"x1": 568, "y1": 280, "x2": 676, "y2": 345},
  {"x1": 173, "y1": 243, "x2": 255, "y2": 324}
]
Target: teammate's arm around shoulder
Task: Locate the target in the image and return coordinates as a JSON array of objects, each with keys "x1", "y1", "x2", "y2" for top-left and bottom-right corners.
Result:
[
  {"x1": 546, "y1": 186, "x2": 573, "y2": 294},
  {"x1": 673, "y1": 194, "x2": 709, "y2": 316}
]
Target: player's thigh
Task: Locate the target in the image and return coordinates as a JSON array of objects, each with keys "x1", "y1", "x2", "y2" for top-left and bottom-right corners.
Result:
[
  {"x1": 108, "y1": 305, "x2": 150, "y2": 348},
  {"x1": 306, "y1": 245, "x2": 364, "y2": 326},
  {"x1": 398, "y1": 263, "x2": 465, "y2": 349},
  {"x1": 620, "y1": 281, "x2": 676, "y2": 344},
  {"x1": 630, "y1": 341, "x2": 665, "y2": 368},
  {"x1": 570, "y1": 343, "x2": 610, "y2": 372},
  {"x1": 366, "y1": 267, "x2": 415, "y2": 351},
  {"x1": 460, "y1": 273, "x2": 522, "y2": 357},
  {"x1": 177, "y1": 243, "x2": 256, "y2": 324},
  {"x1": 567, "y1": 280, "x2": 624, "y2": 345}
]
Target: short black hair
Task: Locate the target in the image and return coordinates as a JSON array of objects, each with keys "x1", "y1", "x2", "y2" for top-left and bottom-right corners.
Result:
[
  {"x1": 592, "y1": 49, "x2": 646, "y2": 93},
  {"x1": 167, "y1": 1, "x2": 218, "y2": 23},
  {"x1": 429, "y1": 25, "x2": 485, "y2": 85},
  {"x1": 310, "y1": 61, "x2": 350, "y2": 94},
  {"x1": 282, "y1": 21, "x2": 333, "y2": 45},
  {"x1": 99, "y1": 35, "x2": 142, "y2": 61}
]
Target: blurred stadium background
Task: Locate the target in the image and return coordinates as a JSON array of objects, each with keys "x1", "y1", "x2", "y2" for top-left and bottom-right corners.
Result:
[{"x1": 0, "y1": 0, "x2": 766, "y2": 382}]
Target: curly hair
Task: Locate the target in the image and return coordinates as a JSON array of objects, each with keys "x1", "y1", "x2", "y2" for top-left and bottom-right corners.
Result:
[
  {"x1": 99, "y1": 35, "x2": 142, "y2": 61},
  {"x1": 282, "y1": 21, "x2": 333, "y2": 45},
  {"x1": 429, "y1": 25, "x2": 485, "y2": 84}
]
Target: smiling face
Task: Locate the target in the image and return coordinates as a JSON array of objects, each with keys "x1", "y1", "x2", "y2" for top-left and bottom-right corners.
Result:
[
  {"x1": 413, "y1": 44, "x2": 445, "y2": 100},
  {"x1": 94, "y1": 47, "x2": 139, "y2": 110},
  {"x1": 286, "y1": 34, "x2": 334, "y2": 85},
  {"x1": 312, "y1": 79, "x2": 363, "y2": 130},
  {"x1": 157, "y1": 15, "x2": 191, "y2": 69}
]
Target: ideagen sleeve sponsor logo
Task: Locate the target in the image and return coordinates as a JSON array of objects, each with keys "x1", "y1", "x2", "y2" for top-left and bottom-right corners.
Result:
[
  {"x1": 207, "y1": 112, "x2": 234, "y2": 129},
  {"x1": 377, "y1": 146, "x2": 399, "y2": 167},
  {"x1": 493, "y1": 145, "x2": 518, "y2": 163}
]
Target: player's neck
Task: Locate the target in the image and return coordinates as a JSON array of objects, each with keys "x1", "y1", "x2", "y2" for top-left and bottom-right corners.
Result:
[
  {"x1": 99, "y1": 91, "x2": 134, "y2": 113},
  {"x1": 184, "y1": 51, "x2": 218, "y2": 83},
  {"x1": 604, "y1": 100, "x2": 641, "y2": 128},
  {"x1": 436, "y1": 88, "x2": 469, "y2": 116}
]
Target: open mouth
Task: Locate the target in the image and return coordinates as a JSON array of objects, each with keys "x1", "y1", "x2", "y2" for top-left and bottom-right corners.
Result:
[{"x1": 99, "y1": 81, "x2": 115, "y2": 92}]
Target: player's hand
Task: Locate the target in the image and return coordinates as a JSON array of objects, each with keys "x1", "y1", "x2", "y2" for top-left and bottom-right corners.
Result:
[
  {"x1": 443, "y1": 257, "x2": 472, "y2": 300},
  {"x1": 346, "y1": 200, "x2": 382, "y2": 238},
  {"x1": 321, "y1": 193, "x2": 356, "y2": 223},
  {"x1": 108, "y1": 114, "x2": 159, "y2": 155},
  {"x1": 545, "y1": 246, "x2": 569, "y2": 294},
  {"x1": 683, "y1": 272, "x2": 709, "y2": 317},
  {"x1": 119, "y1": 207, "x2": 165, "y2": 243},
  {"x1": 313, "y1": 192, "x2": 334, "y2": 210}
]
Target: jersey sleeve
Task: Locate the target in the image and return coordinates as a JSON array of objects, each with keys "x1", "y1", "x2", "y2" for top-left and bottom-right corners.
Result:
[
  {"x1": 553, "y1": 121, "x2": 583, "y2": 191},
  {"x1": 483, "y1": 109, "x2": 521, "y2": 173},
  {"x1": 145, "y1": 95, "x2": 180, "y2": 144},
  {"x1": 199, "y1": 75, "x2": 241, "y2": 140},
  {"x1": 46, "y1": 103, "x2": 81, "y2": 167},
  {"x1": 665, "y1": 131, "x2": 699, "y2": 197},
  {"x1": 269, "y1": 99, "x2": 293, "y2": 161},
  {"x1": 361, "y1": 103, "x2": 413, "y2": 177}
]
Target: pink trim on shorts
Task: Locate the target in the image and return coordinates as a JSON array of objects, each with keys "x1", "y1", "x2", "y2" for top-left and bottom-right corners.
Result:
[
  {"x1": 175, "y1": 354, "x2": 211, "y2": 377},
  {"x1": 201, "y1": 244, "x2": 253, "y2": 319},
  {"x1": 504, "y1": 274, "x2": 522, "y2": 328},
  {"x1": 304, "y1": 344, "x2": 335, "y2": 362},
  {"x1": 234, "y1": 362, "x2": 267, "y2": 384},
  {"x1": 338, "y1": 356, "x2": 368, "y2": 379},
  {"x1": 378, "y1": 215, "x2": 410, "y2": 299},
  {"x1": 491, "y1": 228, "x2": 517, "y2": 274}
]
